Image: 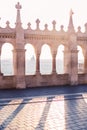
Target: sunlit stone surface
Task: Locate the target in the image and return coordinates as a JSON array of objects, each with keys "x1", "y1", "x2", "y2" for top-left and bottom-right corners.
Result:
[{"x1": 0, "y1": 3, "x2": 86, "y2": 89}]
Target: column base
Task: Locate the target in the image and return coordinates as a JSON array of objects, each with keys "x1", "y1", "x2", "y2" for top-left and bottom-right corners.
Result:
[
  {"x1": 70, "y1": 81, "x2": 78, "y2": 86},
  {"x1": 16, "y1": 82, "x2": 26, "y2": 89},
  {"x1": 70, "y1": 77, "x2": 78, "y2": 86}
]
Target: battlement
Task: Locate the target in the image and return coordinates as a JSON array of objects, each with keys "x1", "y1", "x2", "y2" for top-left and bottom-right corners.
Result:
[{"x1": 0, "y1": 2, "x2": 87, "y2": 35}]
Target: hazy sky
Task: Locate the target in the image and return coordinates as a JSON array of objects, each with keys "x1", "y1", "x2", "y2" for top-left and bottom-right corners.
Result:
[{"x1": 0, "y1": 0, "x2": 87, "y2": 31}]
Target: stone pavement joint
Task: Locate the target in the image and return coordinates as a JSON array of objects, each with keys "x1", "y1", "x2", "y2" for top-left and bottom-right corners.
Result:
[{"x1": 0, "y1": 93, "x2": 87, "y2": 107}]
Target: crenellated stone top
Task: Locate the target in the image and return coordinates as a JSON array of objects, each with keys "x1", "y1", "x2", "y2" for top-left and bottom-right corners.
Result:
[{"x1": 0, "y1": 2, "x2": 87, "y2": 37}]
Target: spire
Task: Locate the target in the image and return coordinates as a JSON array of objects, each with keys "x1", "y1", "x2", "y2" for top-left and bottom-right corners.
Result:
[
  {"x1": 68, "y1": 9, "x2": 75, "y2": 33},
  {"x1": 15, "y1": 2, "x2": 22, "y2": 28}
]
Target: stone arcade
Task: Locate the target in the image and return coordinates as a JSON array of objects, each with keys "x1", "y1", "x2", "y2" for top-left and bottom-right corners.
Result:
[{"x1": 0, "y1": 2, "x2": 87, "y2": 89}]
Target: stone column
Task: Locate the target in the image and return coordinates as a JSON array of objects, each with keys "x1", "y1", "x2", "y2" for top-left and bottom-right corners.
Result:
[
  {"x1": 52, "y1": 52, "x2": 56, "y2": 74},
  {"x1": 36, "y1": 53, "x2": 40, "y2": 74},
  {"x1": 68, "y1": 34, "x2": 78, "y2": 85},
  {"x1": 0, "y1": 49, "x2": 1, "y2": 74},
  {"x1": 13, "y1": 49, "x2": 26, "y2": 89},
  {"x1": 0, "y1": 48, "x2": 3, "y2": 88},
  {"x1": 64, "y1": 47, "x2": 70, "y2": 73},
  {"x1": 83, "y1": 49, "x2": 87, "y2": 73},
  {"x1": 0, "y1": 49, "x2": 3, "y2": 75},
  {"x1": 69, "y1": 50, "x2": 78, "y2": 85}
]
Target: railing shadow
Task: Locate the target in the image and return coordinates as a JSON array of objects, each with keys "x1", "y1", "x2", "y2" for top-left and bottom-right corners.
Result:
[
  {"x1": 0, "y1": 98, "x2": 32, "y2": 130},
  {"x1": 0, "y1": 99, "x2": 12, "y2": 110},
  {"x1": 64, "y1": 94, "x2": 87, "y2": 130},
  {"x1": 35, "y1": 96, "x2": 54, "y2": 130}
]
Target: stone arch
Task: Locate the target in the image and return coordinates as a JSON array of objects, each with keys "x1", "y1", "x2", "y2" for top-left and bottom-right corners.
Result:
[
  {"x1": 35, "y1": 41, "x2": 52, "y2": 55},
  {"x1": 56, "y1": 44, "x2": 64, "y2": 74},
  {"x1": 40, "y1": 44, "x2": 52, "y2": 75},
  {"x1": 25, "y1": 43, "x2": 36, "y2": 75},
  {"x1": 1, "y1": 43, "x2": 14, "y2": 75},
  {"x1": 77, "y1": 45, "x2": 84, "y2": 73}
]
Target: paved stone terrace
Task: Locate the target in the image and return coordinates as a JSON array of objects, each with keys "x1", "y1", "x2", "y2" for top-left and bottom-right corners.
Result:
[{"x1": 0, "y1": 85, "x2": 87, "y2": 130}]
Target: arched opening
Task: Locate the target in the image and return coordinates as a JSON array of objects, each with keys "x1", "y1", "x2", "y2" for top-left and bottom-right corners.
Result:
[
  {"x1": 77, "y1": 46, "x2": 84, "y2": 73},
  {"x1": 25, "y1": 44, "x2": 36, "y2": 75},
  {"x1": 56, "y1": 44, "x2": 64, "y2": 74},
  {"x1": 1, "y1": 43, "x2": 14, "y2": 75},
  {"x1": 40, "y1": 44, "x2": 52, "y2": 75}
]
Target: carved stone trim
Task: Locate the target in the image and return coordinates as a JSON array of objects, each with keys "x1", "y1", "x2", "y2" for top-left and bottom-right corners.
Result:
[{"x1": 0, "y1": 33, "x2": 16, "y2": 39}]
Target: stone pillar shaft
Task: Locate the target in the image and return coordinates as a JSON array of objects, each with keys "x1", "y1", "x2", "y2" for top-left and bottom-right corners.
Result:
[
  {"x1": 52, "y1": 53, "x2": 56, "y2": 73},
  {"x1": 69, "y1": 50, "x2": 78, "y2": 85},
  {"x1": 83, "y1": 50, "x2": 87, "y2": 73},
  {"x1": 64, "y1": 49, "x2": 70, "y2": 74},
  {"x1": 0, "y1": 51, "x2": 1, "y2": 74},
  {"x1": 0, "y1": 49, "x2": 2, "y2": 75},
  {"x1": 13, "y1": 49, "x2": 25, "y2": 75},
  {"x1": 13, "y1": 49, "x2": 26, "y2": 88},
  {"x1": 36, "y1": 53, "x2": 40, "y2": 73}
]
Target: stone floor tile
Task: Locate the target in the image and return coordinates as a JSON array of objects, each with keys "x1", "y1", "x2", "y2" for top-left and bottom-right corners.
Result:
[{"x1": 0, "y1": 94, "x2": 87, "y2": 130}]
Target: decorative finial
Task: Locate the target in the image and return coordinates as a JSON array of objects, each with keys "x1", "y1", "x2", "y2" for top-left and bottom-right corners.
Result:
[
  {"x1": 60, "y1": 25, "x2": 64, "y2": 31},
  {"x1": 44, "y1": 24, "x2": 48, "y2": 30},
  {"x1": 6, "y1": 21, "x2": 10, "y2": 27},
  {"x1": 52, "y1": 20, "x2": 56, "y2": 30},
  {"x1": 27, "y1": 22, "x2": 31, "y2": 29},
  {"x1": 36, "y1": 19, "x2": 40, "y2": 30},
  {"x1": 15, "y1": 2, "x2": 22, "y2": 10}
]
